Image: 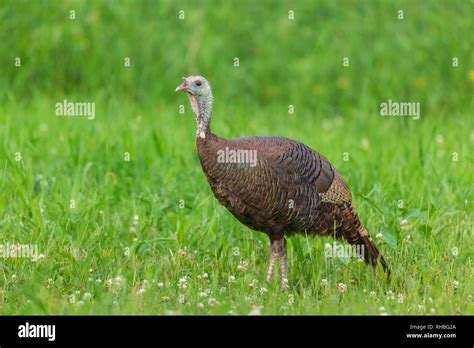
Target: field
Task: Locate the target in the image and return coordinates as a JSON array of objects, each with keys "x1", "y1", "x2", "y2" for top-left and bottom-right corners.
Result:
[{"x1": 0, "y1": 0, "x2": 472, "y2": 315}]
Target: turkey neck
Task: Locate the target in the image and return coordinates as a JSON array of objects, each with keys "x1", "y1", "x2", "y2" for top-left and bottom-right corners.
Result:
[
  {"x1": 191, "y1": 92, "x2": 225, "y2": 182},
  {"x1": 188, "y1": 91, "x2": 213, "y2": 139}
]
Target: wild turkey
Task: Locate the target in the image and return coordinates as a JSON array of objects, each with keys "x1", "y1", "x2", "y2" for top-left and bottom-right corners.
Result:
[{"x1": 176, "y1": 76, "x2": 390, "y2": 288}]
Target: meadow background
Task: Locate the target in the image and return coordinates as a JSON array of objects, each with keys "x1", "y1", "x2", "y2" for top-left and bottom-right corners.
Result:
[{"x1": 0, "y1": 0, "x2": 472, "y2": 315}]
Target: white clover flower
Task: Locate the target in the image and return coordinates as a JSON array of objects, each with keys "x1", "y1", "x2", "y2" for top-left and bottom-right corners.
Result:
[
  {"x1": 137, "y1": 288, "x2": 146, "y2": 295},
  {"x1": 403, "y1": 234, "x2": 412, "y2": 244},
  {"x1": 82, "y1": 292, "x2": 92, "y2": 301},
  {"x1": 259, "y1": 287, "x2": 268, "y2": 294},
  {"x1": 386, "y1": 290, "x2": 395, "y2": 300},
  {"x1": 337, "y1": 283, "x2": 347, "y2": 293},
  {"x1": 320, "y1": 278, "x2": 328, "y2": 287},
  {"x1": 375, "y1": 233, "x2": 383, "y2": 240},
  {"x1": 370, "y1": 291, "x2": 376, "y2": 297},
  {"x1": 197, "y1": 303, "x2": 204, "y2": 309},
  {"x1": 249, "y1": 279, "x2": 258, "y2": 289},
  {"x1": 248, "y1": 306, "x2": 262, "y2": 315},
  {"x1": 397, "y1": 294, "x2": 404, "y2": 303},
  {"x1": 453, "y1": 280, "x2": 459, "y2": 289},
  {"x1": 114, "y1": 276, "x2": 125, "y2": 284},
  {"x1": 228, "y1": 275, "x2": 236, "y2": 284},
  {"x1": 32, "y1": 253, "x2": 46, "y2": 262},
  {"x1": 400, "y1": 219, "x2": 410, "y2": 231},
  {"x1": 178, "y1": 277, "x2": 187, "y2": 289},
  {"x1": 157, "y1": 282, "x2": 164, "y2": 289},
  {"x1": 237, "y1": 264, "x2": 247, "y2": 273},
  {"x1": 11, "y1": 274, "x2": 17, "y2": 281},
  {"x1": 208, "y1": 298, "x2": 218, "y2": 306},
  {"x1": 112, "y1": 276, "x2": 125, "y2": 290},
  {"x1": 203, "y1": 273, "x2": 209, "y2": 279},
  {"x1": 199, "y1": 292, "x2": 208, "y2": 298}
]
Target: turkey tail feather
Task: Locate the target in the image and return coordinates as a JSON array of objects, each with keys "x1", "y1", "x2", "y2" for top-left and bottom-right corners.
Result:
[
  {"x1": 340, "y1": 204, "x2": 391, "y2": 277},
  {"x1": 360, "y1": 234, "x2": 391, "y2": 277}
]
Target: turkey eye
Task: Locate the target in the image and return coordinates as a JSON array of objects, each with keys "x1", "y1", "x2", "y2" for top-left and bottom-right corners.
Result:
[{"x1": 195, "y1": 80, "x2": 202, "y2": 87}]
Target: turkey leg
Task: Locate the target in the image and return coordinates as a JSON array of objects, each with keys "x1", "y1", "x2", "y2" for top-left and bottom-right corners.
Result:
[{"x1": 267, "y1": 237, "x2": 289, "y2": 289}]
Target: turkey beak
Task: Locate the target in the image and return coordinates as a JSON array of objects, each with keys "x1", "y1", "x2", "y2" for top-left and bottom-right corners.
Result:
[{"x1": 175, "y1": 82, "x2": 189, "y2": 92}]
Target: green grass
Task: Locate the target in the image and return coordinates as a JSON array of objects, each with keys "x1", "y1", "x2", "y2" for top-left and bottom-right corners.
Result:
[{"x1": 0, "y1": 0, "x2": 472, "y2": 315}]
